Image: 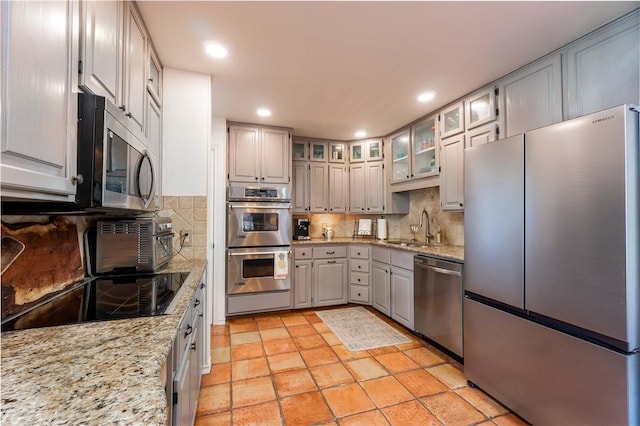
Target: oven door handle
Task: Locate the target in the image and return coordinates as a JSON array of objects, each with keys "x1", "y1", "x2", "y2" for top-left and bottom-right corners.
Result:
[
  {"x1": 228, "y1": 250, "x2": 291, "y2": 257},
  {"x1": 228, "y1": 204, "x2": 292, "y2": 210}
]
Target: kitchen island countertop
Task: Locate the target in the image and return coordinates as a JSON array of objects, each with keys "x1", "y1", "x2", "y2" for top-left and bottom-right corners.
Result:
[
  {"x1": 292, "y1": 237, "x2": 464, "y2": 262},
  {"x1": 0, "y1": 259, "x2": 207, "y2": 426}
]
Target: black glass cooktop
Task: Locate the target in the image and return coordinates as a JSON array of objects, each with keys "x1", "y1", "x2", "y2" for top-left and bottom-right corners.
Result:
[{"x1": 1, "y1": 272, "x2": 190, "y2": 332}]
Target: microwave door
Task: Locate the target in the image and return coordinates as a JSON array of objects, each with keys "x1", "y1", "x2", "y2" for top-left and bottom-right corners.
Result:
[{"x1": 134, "y1": 151, "x2": 156, "y2": 210}]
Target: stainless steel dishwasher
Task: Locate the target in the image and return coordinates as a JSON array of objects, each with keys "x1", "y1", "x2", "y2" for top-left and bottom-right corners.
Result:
[{"x1": 414, "y1": 255, "x2": 463, "y2": 357}]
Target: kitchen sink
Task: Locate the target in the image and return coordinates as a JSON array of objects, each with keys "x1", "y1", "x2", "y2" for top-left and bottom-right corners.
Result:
[{"x1": 385, "y1": 240, "x2": 428, "y2": 248}]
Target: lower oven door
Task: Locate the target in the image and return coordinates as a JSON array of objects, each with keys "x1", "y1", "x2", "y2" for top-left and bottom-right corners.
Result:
[{"x1": 227, "y1": 247, "x2": 291, "y2": 294}]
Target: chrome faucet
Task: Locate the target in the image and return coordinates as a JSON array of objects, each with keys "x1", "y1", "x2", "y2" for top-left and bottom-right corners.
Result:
[{"x1": 419, "y1": 208, "x2": 434, "y2": 245}]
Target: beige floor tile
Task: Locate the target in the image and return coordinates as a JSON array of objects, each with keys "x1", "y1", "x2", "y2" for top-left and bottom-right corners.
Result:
[
  {"x1": 394, "y1": 369, "x2": 448, "y2": 398},
  {"x1": 403, "y1": 347, "x2": 447, "y2": 367},
  {"x1": 231, "y1": 357, "x2": 270, "y2": 381},
  {"x1": 195, "y1": 410, "x2": 231, "y2": 426},
  {"x1": 312, "y1": 322, "x2": 331, "y2": 333},
  {"x1": 262, "y1": 337, "x2": 297, "y2": 356},
  {"x1": 332, "y1": 344, "x2": 370, "y2": 361},
  {"x1": 231, "y1": 376, "x2": 276, "y2": 408},
  {"x1": 345, "y1": 357, "x2": 389, "y2": 381},
  {"x1": 230, "y1": 331, "x2": 261, "y2": 346},
  {"x1": 231, "y1": 342, "x2": 264, "y2": 361},
  {"x1": 281, "y1": 314, "x2": 310, "y2": 326},
  {"x1": 211, "y1": 347, "x2": 231, "y2": 365},
  {"x1": 455, "y1": 387, "x2": 509, "y2": 418},
  {"x1": 360, "y1": 376, "x2": 414, "y2": 408},
  {"x1": 196, "y1": 383, "x2": 231, "y2": 415},
  {"x1": 274, "y1": 368, "x2": 318, "y2": 397},
  {"x1": 427, "y1": 363, "x2": 468, "y2": 389},
  {"x1": 288, "y1": 324, "x2": 318, "y2": 337},
  {"x1": 422, "y1": 391, "x2": 487, "y2": 425},
  {"x1": 367, "y1": 346, "x2": 398, "y2": 356},
  {"x1": 201, "y1": 363, "x2": 230, "y2": 387},
  {"x1": 394, "y1": 340, "x2": 423, "y2": 350},
  {"x1": 339, "y1": 409, "x2": 390, "y2": 426},
  {"x1": 304, "y1": 311, "x2": 323, "y2": 323},
  {"x1": 309, "y1": 363, "x2": 355, "y2": 389},
  {"x1": 267, "y1": 351, "x2": 306, "y2": 373},
  {"x1": 211, "y1": 325, "x2": 229, "y2": 336},
  {"x1": 232, "y1": 400, "x2": 282, "y2": 426},
  {"x1": 211, "y1": 334, "x2": 230, "y2": 347},
  {"x1": 300, "y1": 346, "x2": 339, "y2": 367},
  {"x1": 229, "y1": 321, "x2": 258, "y2": 334},
  {"x1": 321, "y1": 332, "x2": 342, "y2": 346},
  {"x1": 323, "y1": 383, "x2": 375, "y2": 418},
  {"x1": 492, "y1": 413, "x2": 529, "y2": 426},
  {"x1": 259, "y1": 327, "x2": 290, "y2": 342},
  {"x1": 280, "y1": 391, "x2": 334, "y2": 426},
  {"x1": 293, "y1": 333, "x2": 328, "y2": 350},
  {"x1": 255, "y1": 316, "x2": 285, "y2": 330},
  {"x1": 380, "y1": 400, "x2": 440, "y2": 426},
  {"x1": 374, "y1": 352, "x2": 419, "y2": 374}
]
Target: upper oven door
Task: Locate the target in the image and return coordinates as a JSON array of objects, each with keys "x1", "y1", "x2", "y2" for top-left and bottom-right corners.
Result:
[{"x1": 227, "y1": 202, "x2": 292, "y2": 248}]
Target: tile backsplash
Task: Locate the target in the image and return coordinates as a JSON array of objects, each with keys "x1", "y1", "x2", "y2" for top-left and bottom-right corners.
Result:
[
  {"x1": 294, "y1": 187, "x2": 464, "y2": 246},
  {"x1": 158, "y1": 196, "x2": 208, "y2": 261}
]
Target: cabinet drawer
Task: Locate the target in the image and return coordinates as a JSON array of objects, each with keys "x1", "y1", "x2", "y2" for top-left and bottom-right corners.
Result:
[
  {"x1": 372, "y1": 246, "x2": 391, "y2": 264},
  {"x1": 350, "y1": 259, "x2": 370, "y2": 273},
  {"x1": 313, "y1": 246, "x2": 347, "y2": 259},
  {"x1": 391, "y1": 250, "x2": 414, "y2": 270},
  {"x1": 294, "y1": 247, "x2": 313, "y2": 260},
  {"x1": 349, "y1": 285, "x2": 370, "y2": 303},
  {"x1": 350, "y1": 271, "x2": 369, "y2": 286},
  {"x1": 349, "y1": 246, "x2": 370, "y2": 259}
]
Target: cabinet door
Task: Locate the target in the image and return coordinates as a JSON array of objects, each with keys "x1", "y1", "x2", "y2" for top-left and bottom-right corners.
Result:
[
  {"x1": 465, "y1": 87, "x2": 497, "y2": 130},
  {"x1": 310, "y1": 141, "x2": 328, "y2": 162},
  {"x1": 147, "y1": 46, "x2": 162, "y2": 105},
  {"x1": 329, "y1": 142, "x2": 346, "y2": 163},
  {"x1": 366, "y1": 139, "x2": 383, "y2": 161},
  {"x1": 440, "y1": 101, "x2": 465, "y2": 139},
  {"x1": 390, "y1": 130, "x2": 411, "y2": 183},
  {"x1": 294, "y1": 260, "x2": 313, "y2": 308},
  {"x1": 79, "y1": 0, "x2": 122, "y2": 103},
  {"x1": 228, "y1": 125, "x2": 260, "y2": 182},
  {"x1": 440, "y1": 135, "x2": 465, "y2": 211},
  {"x1": 308, "y1": 163, "x2": 328, "y2": 212},
  {"x1": 292, "y1": 162, "x2": 309, "y2": 213},
  {"x1": 565, "y1": 12, "x2": 639, "y2": 119},
  {"x1": 372, "y1": 262, "x2": 391, "y2": 316},
  {"x1": 465, "y1": 123, "x2": 498, "y2": 149},
  {"x1": 261, "y1": 127, "x2": 290, "y2": 183},
  {"x1": 188, "y1": 318, "x2": 201, "y2": 425},
  {"x1": 328, "y1": 165, "x2": 348, "y2": 213},
  {"x1": 313, "y1": 259, "x2": 347, "y2": 307},
  {"x1": 412, "y1": 115, "x2": 439, "y2": 179},
  {"x1": 292, "y1": 139, "x2": 309, "y2": 161},
  {"x1": 350, "y1": 142, "x2": 365, "y2": 163},
  {"x1": 1, "y1": 0, "x2": 79, "y2": 201},
  {"x1": 173, "y1": 353, "x2": 191, "y2": 426},
  {"x1": 498, "y1": 54, "x2": 562, "y2": 138},
  {"x1": 123, "y1": 3, "x2": 146, "y2": 134},
  {"x1": 146, "y1": 97, "x2": 162, "y2": 155},
  {"x1": 391, "y1": 266, "x2": 414, "y2": 330},
  {"x1": 366, "y1": 162, "x2": 385, "y2": 213},
  {"x1": 349, "y1": 164, "x2": 366, "y2": 213}
]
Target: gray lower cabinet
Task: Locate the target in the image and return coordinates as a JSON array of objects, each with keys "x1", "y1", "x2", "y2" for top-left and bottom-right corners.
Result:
[
  {"x1": 390, "y1": 266, "x2": 413, "y2": 330},
  {"x1": 371, "y1": 247, "x2": 414, "y2": 329},
  {"x1": 313, "y1": 259, "x2": 348, "y2": 306},
  {"x1": 348, "y1": 245, "x2": 370, "y2": 304},
  {"x1": 293, "y1": 246, "x2": 348, "y2": 308},
  {"x1": 294, "y1": 259, "x2": 313, "y2": 308},
  {"x1": 371, "y1": 261, "x2": 391, "y2": 315},
  {"x1": 173, "y1": 281, "x2": 205, "y2": 426}
]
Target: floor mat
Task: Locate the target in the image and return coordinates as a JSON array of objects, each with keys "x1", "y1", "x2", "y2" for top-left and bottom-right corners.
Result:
[{"x1": 315, "y1": 306, "x2": 411, "y2": 351}]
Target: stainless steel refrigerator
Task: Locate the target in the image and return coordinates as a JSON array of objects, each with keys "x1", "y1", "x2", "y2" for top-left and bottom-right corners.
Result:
[{"x1": 464, "y1": 105, "x2": 639, "y2": 425}]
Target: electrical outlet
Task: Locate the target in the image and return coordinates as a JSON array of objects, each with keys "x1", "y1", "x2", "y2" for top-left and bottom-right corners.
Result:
[{"x1": 180, "y1": 229, "x2": 192, "y2": 247}]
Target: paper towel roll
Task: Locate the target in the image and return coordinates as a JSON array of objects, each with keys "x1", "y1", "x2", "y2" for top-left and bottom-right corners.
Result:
[{"x1": 376, "y1": 219, "x2": 387, "y2": 240}]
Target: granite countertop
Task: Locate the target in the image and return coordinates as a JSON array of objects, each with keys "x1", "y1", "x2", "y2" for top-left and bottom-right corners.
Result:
[
  {"x1": 293, "y1": 237, "x2": 464, "y2": 263},
  {"x1": 0, "y1": 259, "x2": 207, "y2": 426}
]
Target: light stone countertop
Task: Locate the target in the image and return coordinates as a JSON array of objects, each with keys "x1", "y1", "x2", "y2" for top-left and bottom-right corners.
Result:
[
  {"x1": 0, "y1": 259, "x2": 207, "y2": 426},
  {"x1": 292, "y1": 237, "x2": 464, "y2": 263}
]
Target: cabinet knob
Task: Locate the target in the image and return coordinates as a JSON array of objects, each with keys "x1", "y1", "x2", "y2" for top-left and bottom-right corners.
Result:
[
  {"x1": 148, "y1": 78, "x2": 154, "y2": 83},
  {"x1": 358, "y1": 293, "x2": 361, "y2": 296},
  {"x1": 119, "y1": 105, "x2": 126, "y2": 111},
  {"x1": 460, "y1": 203, "x2": 464, "y2": 207},
  {"x1": 357, "y1": 278, "x2": 361, "y2": 282},
  {"x1": 125, "y1": 112, "x2": 132, "y2": 118},
  {"x1": 255, "y1": 177, "x2": 259, "y2": 181},
  {"x1": 357, "y1": 252, "x2": 360, "y2": 255},
  {"x1": 295, "y1": 265, "x2": 299, "y2": 268},
  {"x1": 191, "y1": 342, "x2": 197, "y2": 351},
  {"x1": 302, "y1": 252, "x2": 306, "y2": 256},
  {"x1": 71, "y1": 175, "x2": 84, "y2": 185},
  {"x1": 261, "y1": 177, "x2": 265, "y2": 180}
]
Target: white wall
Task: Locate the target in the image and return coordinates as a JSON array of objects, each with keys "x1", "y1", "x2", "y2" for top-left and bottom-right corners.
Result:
[
  {"x1": 162, "y1": 68, "x2": 211, "y2": 196},
  {"x1": 209, "y1": 116, "x2": 227, "y2": 325}
]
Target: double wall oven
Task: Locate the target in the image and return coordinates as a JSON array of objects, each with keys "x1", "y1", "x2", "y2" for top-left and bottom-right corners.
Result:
[{"x1": 226, "y1": 185, "x2": 292, "y2": 298}]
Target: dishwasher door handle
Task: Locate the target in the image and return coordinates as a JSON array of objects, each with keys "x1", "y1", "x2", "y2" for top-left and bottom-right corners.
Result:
[{"x1": 421, "y1": 265, "x2": 462, "y2": 277}]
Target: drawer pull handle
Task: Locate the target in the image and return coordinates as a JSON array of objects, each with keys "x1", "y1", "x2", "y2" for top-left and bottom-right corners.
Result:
[
  {"x1": 328, "y1": 260, "x2": 336, "y2": 264},
  {"x1": 184, "y1": 325, "x2": 193, "y2": 338},
  {"x1": 327, "y1": 251, "x2": 335, "y2": 255}
]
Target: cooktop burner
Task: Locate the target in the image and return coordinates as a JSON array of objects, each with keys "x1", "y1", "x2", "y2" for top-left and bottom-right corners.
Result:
[{"x1": 1, "y1": 272, "x2": 191, "y2": 332}]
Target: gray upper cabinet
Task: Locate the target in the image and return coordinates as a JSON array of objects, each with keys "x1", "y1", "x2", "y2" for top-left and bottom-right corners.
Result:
[
  {"x1": 261, "y1": 127, "x2": 290, "y2": 184},
  {"x1": 564, "y1": 11, "x2": 639, "y2": 119},
  {"x1": 1, "y1": 0, "x2": 79, "y2": 202},
  {"x1": 328, "y1": 164, "x2": 348, "y2": 212},
  {"x1": 497, "y1": 54, "x2": 562, "y2": 138},
  {"x1": 292, "y1": 138, "x2": 309, "y2": 161},
  {"x1": 292, "y1": 162, "x2": 309, "y2": 213},
  {"x1": 122, "y1": 2, "x2": 147, "y2": 135},
  {"x1": 465, "y1": 87, "x2": 497, "y2": 130},
  {"x1": 79, "y1": 0, "x2": 122, "y2": 104},
  {"x1": 228, "y1": 124, "x2": 290, "y2": 184},
  {"x1": 440, "y1": 134, "x2": 465, "y2": 211},
  {"x1": 329, "y1": 142, "x2": 347, "y2": 163},
  {"x1": 147, "y1": 46, "x2": 162, "y2": 106},
  {"x1": 309, "y1": 163, "x2": 329, "y2": 212},
  {"x1": 440, "y1": 101, "x2": 465, "y2": 139}
]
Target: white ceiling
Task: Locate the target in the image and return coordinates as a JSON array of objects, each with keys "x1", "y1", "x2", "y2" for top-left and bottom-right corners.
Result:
[{"x1": 137, "y1": 1, "x2": 637, "y2": 141}]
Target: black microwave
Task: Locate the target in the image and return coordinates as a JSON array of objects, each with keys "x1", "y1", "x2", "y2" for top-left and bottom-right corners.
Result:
[{"x1": 76, "y1": 93, "x2": 157, "y2": 212}]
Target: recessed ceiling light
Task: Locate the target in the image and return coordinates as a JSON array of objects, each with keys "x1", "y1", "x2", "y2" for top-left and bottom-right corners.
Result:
[
  {"x1": 204, "y1": 42, "x2": 228, "y2": 58},
  {"x1": 257, "y1": 108, "x2": 271, "y2": 117},
  {"x1": 355, "y1": 130, "x2": 366, "y2": 138},
  {"x1": 417, "y1": 91, "x2": 436, "y2": 102}
]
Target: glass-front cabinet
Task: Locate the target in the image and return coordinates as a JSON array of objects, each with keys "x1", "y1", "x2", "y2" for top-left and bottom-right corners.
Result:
[
  {"x1": 366, "y1": 139, "x2": 383, "y2": 161},
  {"x1": 390, "y1": 130, "x2": 411, "y2": 183},
  {"x1": 292, "y1": 138, "x2": 308, "y2": 161},
  {"x1": 310, "y1": 141, "x2": 328, "y2": 162},
  {"x1": 411, "y1": 115, "x2": 439, "y2": 179},
  {"x1": 440, "y1": 101, "x2": 465, "y2": 139},
  {"x1": 329, "y1": 142, "x2": 346, "y2": 163},
  {"x1": 350, "y1": 142, "x2": 365, "y2": 163},
  {"x1": 465, "y1": 87, "x2": 496, "y2": 130}
]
